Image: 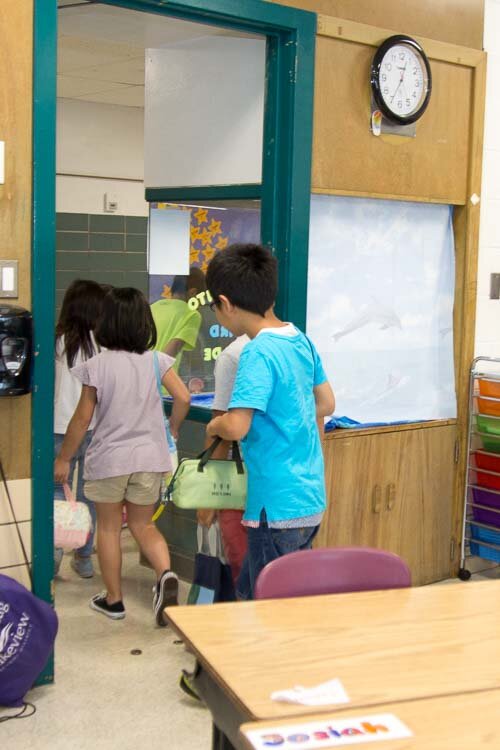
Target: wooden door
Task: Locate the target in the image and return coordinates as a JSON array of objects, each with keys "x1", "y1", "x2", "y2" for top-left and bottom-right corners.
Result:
[
  {"x1": 380, "y1": 425, "x2": 457, "y2": 585},
  {"x1": 315, "y1": 434, "x2": 383, "y2": 549}
]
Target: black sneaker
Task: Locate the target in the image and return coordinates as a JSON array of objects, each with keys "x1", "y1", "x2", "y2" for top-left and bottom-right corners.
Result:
[
  {"x1": 153, "y1": 570, "x2": 179, "y2": 626},
  {"x1": 90, "y1": 592, "x2": 125, "y2": 620}
]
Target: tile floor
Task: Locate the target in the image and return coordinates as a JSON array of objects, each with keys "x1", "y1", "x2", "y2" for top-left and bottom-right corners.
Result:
[
  {"x1": 0, "y1": 531, "x2": 212, "y2": 750},
  {"x1": 1, "y1": 533, "x2": 499, "y2": 749}
]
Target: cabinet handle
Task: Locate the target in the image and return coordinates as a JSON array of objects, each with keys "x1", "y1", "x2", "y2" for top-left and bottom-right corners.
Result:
[
  {"x1": 386, "y1": 483, "x2": 396, "y2": 511},
  {"x1": 372, "y1": 485, "x2": 382, "y2": 513}
]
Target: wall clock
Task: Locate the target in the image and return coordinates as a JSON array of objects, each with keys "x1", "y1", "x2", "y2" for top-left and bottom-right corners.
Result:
[{"x1": 371, "y1": 35, "x2": 432, "y2": 125}]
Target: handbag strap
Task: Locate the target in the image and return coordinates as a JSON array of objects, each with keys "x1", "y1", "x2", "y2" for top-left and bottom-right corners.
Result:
[
  {"x1": 0, "y1": 454, "x2": 33, "y2": 587},
  {"x1": 62, "y1": 482, "x2": 78, "y2": 509},
  {"x1": 153, "y1": 350, "x2": 163, "y2": 399},
  {"x1": 197, "y1": 438, "x2": 244, "y2": 475}
]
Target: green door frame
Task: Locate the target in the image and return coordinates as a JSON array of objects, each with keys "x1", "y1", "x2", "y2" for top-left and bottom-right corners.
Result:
[{"x1": 32, "y1": 0, "x2": 316, "y2": 682}]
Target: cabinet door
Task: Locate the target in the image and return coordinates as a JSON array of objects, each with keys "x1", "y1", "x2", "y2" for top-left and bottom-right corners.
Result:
[
  {"x1": 380, "y1": 425, "x2": 456, "y2": 585},
  {"x1": 316, "y1": 426, "x2": 457, "y2": 586},
  {"x1": 315, "y1": 435, "x2": 384, "y2": 549}
]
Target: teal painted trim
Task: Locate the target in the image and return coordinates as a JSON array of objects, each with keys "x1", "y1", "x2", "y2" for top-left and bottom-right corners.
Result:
[
  {"x1": 103, "y1": 0, "x2": 312, "y2": 34},
  {"x1": 261, "y1": 19, "x2": 316, "y2": 331},
  {"x1": 32, "y1": 0, "x2": 57, "y2": 685},
  {"x1": 105, "y1": 1, "x2": 316, "y2": 333},
  {"x1": 145, "y1": 184, "x2": 262, "y2": 203}
]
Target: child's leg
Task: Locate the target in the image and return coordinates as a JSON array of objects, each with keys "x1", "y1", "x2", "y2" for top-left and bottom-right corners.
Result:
[
  {"x1": 218, "y1": 510, "x2": 247, "y2": 585},
  {"x1": 95, "y1": 502, "x2": 124, "y2": 603},
  {"x1": 238, "y1": 510, "x2": 319, "y2": 599},
  {"x1": 125, "y1": 501, "x2": 170, "y2": 577}
]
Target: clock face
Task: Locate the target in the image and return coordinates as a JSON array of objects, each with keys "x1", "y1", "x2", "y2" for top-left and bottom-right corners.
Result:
[{"x1": 371, "y1": 36, "x2": 432, "y2": 125}]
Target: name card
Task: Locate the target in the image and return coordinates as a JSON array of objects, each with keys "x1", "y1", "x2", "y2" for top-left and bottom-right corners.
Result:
[{"x1": 244, "y1": 713, "x2": 413, "y2": 749}]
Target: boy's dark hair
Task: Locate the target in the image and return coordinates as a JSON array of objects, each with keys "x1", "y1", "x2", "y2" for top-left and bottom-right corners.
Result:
[
  {"x1": 56, "y1": 279, "x2": 107, "y2": 367},
  {"x1": 171, "y1": 266, "x2": 207, "y2": 298},
  {"x1": 206, "y1": 243, "x2": 277, "y2": 317},
  {"x1": 95, "y1": 287, "x2": 157, "y2": 353}
]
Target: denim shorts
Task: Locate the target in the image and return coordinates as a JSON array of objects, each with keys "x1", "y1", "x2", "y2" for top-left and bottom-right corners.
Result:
[{"x1": 236, "y1": 510, "x2": 319, "y2": 600}]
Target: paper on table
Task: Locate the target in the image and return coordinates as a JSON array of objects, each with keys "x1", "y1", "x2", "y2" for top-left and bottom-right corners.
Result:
[{"x1": 271, "y1": 678, "x2": 349, "y2": 706}]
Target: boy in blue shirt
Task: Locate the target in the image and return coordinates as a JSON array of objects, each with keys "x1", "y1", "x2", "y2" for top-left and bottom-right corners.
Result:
[{"x1": 205, "y1": 243, "x2": 335, "y2": 599}]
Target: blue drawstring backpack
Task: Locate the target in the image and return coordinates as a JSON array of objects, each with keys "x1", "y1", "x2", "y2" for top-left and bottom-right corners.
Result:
[{"x1": 0, "y1": 574, "x2": 58, "y2": 708}]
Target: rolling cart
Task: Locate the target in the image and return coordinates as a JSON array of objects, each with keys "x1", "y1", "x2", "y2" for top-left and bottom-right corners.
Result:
[{"x1": 459, "y1": 356, "x2": 500, "y2": 580}]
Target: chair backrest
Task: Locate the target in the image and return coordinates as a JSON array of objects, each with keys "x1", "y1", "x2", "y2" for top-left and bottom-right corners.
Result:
[{"x1": 253, "y1": 547, "x2": 411, "y2": 600}]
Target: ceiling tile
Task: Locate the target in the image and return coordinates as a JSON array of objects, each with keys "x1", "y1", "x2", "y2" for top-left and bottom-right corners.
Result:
[{"x1": 77, "y1": 84, "x2": 145, "y2": 108}]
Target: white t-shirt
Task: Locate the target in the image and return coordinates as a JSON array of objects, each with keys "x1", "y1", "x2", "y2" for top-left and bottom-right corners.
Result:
[
  {"x1": 54, "y1": 334, "x2": 99, "y2": 434},
  {"x1": 212, "y1": 335, "x2": 249, "y2": 412}
]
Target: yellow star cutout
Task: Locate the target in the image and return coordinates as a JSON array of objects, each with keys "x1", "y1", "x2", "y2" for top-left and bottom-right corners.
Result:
[
  {"x1": 190, "y1": 225, "x2": 201, "y2": 242},
  {"x1": 190, "y1": 247, "x2": 201, "y2": 264},
  {"x1": 199, "y1": 227, "x2": 212, "y2": 247},
  {"x1": 161, "y1": 284, "x2": 172, "y2": 299},
  {"x1": 203, "y1": 246, "x2": 216, "y2": 262},
  {"x1": 194, "y1": 208, "x2": 208, "y2": 225},
  {"x1": 216, "y1": 236, "x2": 228, "y2": 250},
  {"x1": 208, "y1": 219, "x2": 222, "y2": 236}
]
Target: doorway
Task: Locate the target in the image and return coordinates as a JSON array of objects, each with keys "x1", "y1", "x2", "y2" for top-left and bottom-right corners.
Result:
[{"x1": 32, "y1": 0, "x2": 316, "y2": 682}]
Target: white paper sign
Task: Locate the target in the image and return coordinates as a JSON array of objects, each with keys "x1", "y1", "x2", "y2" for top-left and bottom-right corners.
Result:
[
  {"x1": 148, "y1": 206, "x2": 190, "y2": 276},
  {"x1": 244, "y1": 714, "x2": 413, "y2": 749},
  {"x1": 271, "y1": 679, "x2": 349, "y2": 706}
]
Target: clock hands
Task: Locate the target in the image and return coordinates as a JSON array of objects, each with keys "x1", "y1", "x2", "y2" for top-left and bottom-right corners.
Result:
[{"x1": 390, "y1": 60, "x2": 408, "y2": 104}]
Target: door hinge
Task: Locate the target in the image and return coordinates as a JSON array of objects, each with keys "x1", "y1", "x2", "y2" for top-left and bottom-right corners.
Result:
[
  {"x1": 450, "y1": 537, "x2": 456, "y2": 561},
  {"x1": 454, "y1": 439, "x2": 460, "y2": 464}
]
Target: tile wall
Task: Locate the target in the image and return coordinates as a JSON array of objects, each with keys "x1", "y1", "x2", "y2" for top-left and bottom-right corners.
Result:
[{"x1": 56, "y1": 213, "x2": 148, "y2": 312}]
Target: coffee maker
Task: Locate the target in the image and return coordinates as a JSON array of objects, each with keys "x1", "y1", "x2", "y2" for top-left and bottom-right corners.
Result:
[{"x1": 0, "y1": 304, "x2": 33, "y2": 396}]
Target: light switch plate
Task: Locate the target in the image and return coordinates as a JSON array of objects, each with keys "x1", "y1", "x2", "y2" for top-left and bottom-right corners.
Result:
[{"x1": 0, "y1": 260, "x2": 19, "y2": 298}]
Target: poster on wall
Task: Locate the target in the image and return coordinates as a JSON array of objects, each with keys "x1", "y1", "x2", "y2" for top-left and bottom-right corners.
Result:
[
  {"x1": 148, "y1": 202, "x2": 260, "y2": 393},
  {"x1": 306, "y1": 195, "x2": 456, "y2": 424}
]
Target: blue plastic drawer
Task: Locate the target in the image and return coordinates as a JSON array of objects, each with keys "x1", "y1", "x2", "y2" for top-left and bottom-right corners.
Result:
[{"x1": 470, "y1": 523, "x2": 500, "y2": 563}]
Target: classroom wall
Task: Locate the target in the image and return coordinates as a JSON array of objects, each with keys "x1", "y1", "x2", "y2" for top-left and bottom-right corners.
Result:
[
  {"x1": 475, "y1": 0, "x2": 500, "y2": 357},
  {"x1": 271, "y1": 0, "x2": 484, "y2": 50},
  {"x1": 0, "y1": 0, "x2": 33, "y2": 588},
  {"x1": 56, "y1": 99, "x2": 148, "y2": 216}
]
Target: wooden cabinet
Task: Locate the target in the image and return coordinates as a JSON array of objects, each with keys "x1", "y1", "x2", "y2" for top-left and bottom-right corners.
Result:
[{"x1": 316, "y1": 424, "x2": 457, "y2": 585}]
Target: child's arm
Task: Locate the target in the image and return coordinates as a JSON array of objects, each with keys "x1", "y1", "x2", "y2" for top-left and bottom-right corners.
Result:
[
  {"x1": 206, "y1": 408, "x2": 253, "y2": 442},
  {"x1": 163, "y1": 339, "x2": 184, "y2": 359},
  {"x1": 314, "y1": 381, "x2": 335, "y2": 424},
  {"x1": 162, "y1": 368, "x2": 190, "y2": 439},
  {"x1": 54, "y1": 385, "x2": 97, "y2": 483}
]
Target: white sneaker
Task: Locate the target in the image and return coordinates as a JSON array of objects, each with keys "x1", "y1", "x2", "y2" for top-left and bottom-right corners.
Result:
[{"x1": 153, "y1": 570, "x2": 179, "y2": 626}]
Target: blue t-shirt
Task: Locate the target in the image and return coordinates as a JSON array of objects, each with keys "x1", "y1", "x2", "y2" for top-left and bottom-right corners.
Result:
[{"x1": 229, "y1": 328, "x2": 328, "y2": 523}]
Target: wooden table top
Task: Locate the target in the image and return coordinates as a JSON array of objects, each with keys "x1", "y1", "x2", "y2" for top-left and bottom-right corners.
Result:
[
  {"x1": 166, "y1": 580, "x2": 500, "y2": 720},
  {"x1": 238, "y1": 689, "x2": 500, "y2": 749}
]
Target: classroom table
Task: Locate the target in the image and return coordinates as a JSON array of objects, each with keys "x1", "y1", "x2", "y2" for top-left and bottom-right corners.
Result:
[
  {"x1": 166, "y1": 580, "x2": 500, "y2": 749},
  {"x1": 238, "y1": 689, "x2": 500, "y2": 749}
]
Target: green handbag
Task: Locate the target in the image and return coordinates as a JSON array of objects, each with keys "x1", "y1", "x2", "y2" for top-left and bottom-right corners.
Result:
[{"x1": 166, "y1": 438, "x2": 247, "y2": 510}]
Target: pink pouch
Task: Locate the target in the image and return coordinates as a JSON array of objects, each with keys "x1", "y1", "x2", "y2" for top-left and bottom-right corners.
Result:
[{"x1": 54, "y1": 483, "x2": 92, "y2": 551}]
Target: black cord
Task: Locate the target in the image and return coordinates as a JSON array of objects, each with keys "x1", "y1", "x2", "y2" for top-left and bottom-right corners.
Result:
[{"x1": 0, "y1": 702, "x2": 37, "y2": 723}]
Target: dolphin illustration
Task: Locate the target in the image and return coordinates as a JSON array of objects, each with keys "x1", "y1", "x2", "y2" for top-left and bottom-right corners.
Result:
[
  {"x1": 333, "y1": 301, "x2": 402, "y2": 342},
  {"x1": 0, "y1": 622, "x2": 12, "y2": 653}
]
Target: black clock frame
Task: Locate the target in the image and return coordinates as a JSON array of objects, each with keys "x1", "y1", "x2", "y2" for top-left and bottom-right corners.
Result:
[{"x1": 370, "y1": 34, "x2": 432, "y2": 125}]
